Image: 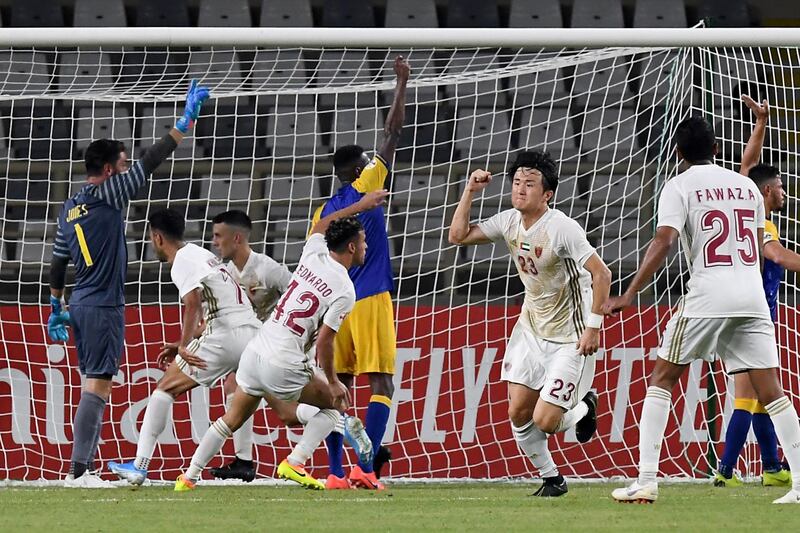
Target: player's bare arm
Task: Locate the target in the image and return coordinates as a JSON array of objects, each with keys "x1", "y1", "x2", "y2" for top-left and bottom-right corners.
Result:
[
  {"x1": 310, "y1": 190, "x2": 389, "y2": 235},
  {"x1": 316, "y1": 324, "x2": 351, "y2": 411},
  {"x1": 764, "y1": 239, "x2": 800, "y2": 271},
  {"x1": 577, "y1": 254, "x2": 612, "y2": 356},
  {"x1": 739, "y1": 95, "x2": 769, "y2": 176},
  {"x1": 602, "y1": 226, "x2": 678, "y2": 314},
  {"x1": 448, "y1": 169, "x2": 494, "y2": 245},
  {"x1": 376, "y1": 56, "x2": 410, "y2": 163},
  {"x1": 165, "y1": 288, "x2": 207, "y2": 369}
]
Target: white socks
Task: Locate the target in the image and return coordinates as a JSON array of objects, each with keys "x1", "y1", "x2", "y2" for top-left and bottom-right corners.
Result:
[
  {"x1": 637, "y1": 386, "x2": 671, "y2": 485},
  {"x1": 512, "y1": 419, "x2": 558, "y2": 478},
  {"x1": 287, "y1": 409, "x2": 339, "y2": 466},
  {"x1": 134, "y1": 389, "x2": 174, "y2": 471},
  {"x1": 554, "y1": 401, "x2": 589, "y2": 433},
  {"x1": 765, "y1": 396, "x2": 800, "y2": 491},
  {"x1": 227, "y1": 393, "x2": 254, "y2": 462},
  {"x1": 185, "y1": 418, "x2": 232, "y2": 481},
  {"x1": 295, "y1": 403, "x2": 321, "y2": 426}
]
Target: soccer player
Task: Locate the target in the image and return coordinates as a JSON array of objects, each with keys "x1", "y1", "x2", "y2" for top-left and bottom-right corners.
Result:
[
  {"x1": 208, "y1": 210, "x2": 292, "y2": 481},
  {"x1": 605, "y1": 116, "x2": 800, "y2": 504},
  {"x1": 715, "y1": 96, "x2": 793, "y2": 488},
  {"x1": 47, "y1": 80, "x2": 209, "y2": 488},
  {"x1": 108, "y1": 208, "x2": 263, "y2": 485},
  {"x1": 174, "y1": 190, "x2": 387, "y2": 492},
  {"x1": 448, "y1": 151, "x2": 611, "y2": 497},
  {"x1": 310, "y1": 55, "x2": 410, "y2": 490}
]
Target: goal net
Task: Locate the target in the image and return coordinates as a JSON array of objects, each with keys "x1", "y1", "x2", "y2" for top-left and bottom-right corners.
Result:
[{"x1": 1, "y1": 32, "x2": 798, "y2": 482}]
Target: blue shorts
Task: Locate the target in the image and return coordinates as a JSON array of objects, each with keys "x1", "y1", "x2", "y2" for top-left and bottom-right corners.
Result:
[{"x1": 70, "y1": 305, "x2": 125, "y2": 378}]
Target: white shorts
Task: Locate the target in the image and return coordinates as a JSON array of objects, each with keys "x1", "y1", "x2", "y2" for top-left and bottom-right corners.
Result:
[
  {"x1": 500, "y1": 319, "x2": 596, "y2": 410},
  {"x1": 236, "y1": 344, "x2": 315, "y2": 401},
  {"x1": 175, "y1": 321, "x2": 259, "y2": 387},
  {"x1": 657, "y1": 314, "x2": 778, "y2": 373}
]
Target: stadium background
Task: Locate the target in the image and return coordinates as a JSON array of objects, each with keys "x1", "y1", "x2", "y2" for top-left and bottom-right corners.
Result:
[{"x1": 2, "y1": 0, "x2": 800, "y2": 482}]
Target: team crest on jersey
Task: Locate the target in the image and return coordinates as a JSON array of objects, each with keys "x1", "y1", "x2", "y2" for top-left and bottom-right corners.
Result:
[
  {"x1": 520, "y1": 242, "x2": 530, "y2": 252},
  {"x1": 510, "y1": 239, "x2": 517, "y2": 248},
  {"x1": 534, "y1": 246, "x2": 542, "y2": 258}
]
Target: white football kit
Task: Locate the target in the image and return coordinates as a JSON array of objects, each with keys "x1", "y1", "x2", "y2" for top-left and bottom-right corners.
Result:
[
  {"x1": 655, "y1": 164, "x2": 777, "y2": 372},
  {"x1": 171, "y1": 243, "x2": 261, "y2": 386},
  {"x1": 479, "y1": 208, "x2": 597, "y2": 409},
  {"x1": 236, "y1": 233, "x2": 356, "y2": 401},
  {"x1": 227, "y1": 250, "x2": 292, "y2": 321}
]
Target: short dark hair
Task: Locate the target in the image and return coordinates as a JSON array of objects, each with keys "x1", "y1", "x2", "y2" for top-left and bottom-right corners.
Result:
[
  {"x1": 85, "y1": 139, "x2": 125, "y2": 176},
  {"x1": 148, "y1": 209, "x2": 185, "y2": 242},
  {"x1": 507, "y1": 150, "x2": 559, "y2": 196},
  {"x1": 674, "y1": 116, "x2": 716, "y2": 162},
  {"x1": 332, "y1": 144, "x2": 365, "y2": 172},
  {"x1": 211, "y1": 210, "x2": 252, "y2": 232},
  {"x1": 749, "y1": 164, "x2": 780, "y2": 188},
  {"x1": 325, "y1": 216, "x2": 364, "y2": 252}
]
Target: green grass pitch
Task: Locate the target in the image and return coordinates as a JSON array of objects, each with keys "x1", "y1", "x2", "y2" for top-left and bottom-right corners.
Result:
[{"x1": 1, "y1": 482, "x2": 797, "y2": 531}]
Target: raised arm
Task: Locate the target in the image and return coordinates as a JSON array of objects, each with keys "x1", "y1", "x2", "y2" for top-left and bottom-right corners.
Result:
[
  {"x1": 376, "y1": 56, "x2": 410, "y2": 163},
  {"x1": 602, "y1": 226, "x2": 679, "y2": 314},
  {"x1": 95, "y1": 80, "x2": 210, "y2": 210},
  {"x1": 309, "y1": 190, "x2": 389, "y2": 236},
  {"x1": 448, "y1": 169, "x2": 494, "y2": 246},
  {"x1": 764, "y1": 240, "x2": 800, "y2": 272},
  {"x1": 739, "y1": 95, "x2": 769, "y2": 176}
]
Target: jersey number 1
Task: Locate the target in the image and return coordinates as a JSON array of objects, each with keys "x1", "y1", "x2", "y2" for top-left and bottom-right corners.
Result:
[
  {"x1": 702, "y1": 209, "x2": 757, "y2": 267},
  {"x1": 273, "y1": 280, "x2": 320, "y2": 336},
  {"x1": 74, "y1": 223, "x2": 94, "y2": 266}
]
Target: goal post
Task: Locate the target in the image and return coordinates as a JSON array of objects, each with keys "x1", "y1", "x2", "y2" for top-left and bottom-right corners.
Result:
[{"x1": 1, "y1": 27, "x2": 799, "y2": 482}]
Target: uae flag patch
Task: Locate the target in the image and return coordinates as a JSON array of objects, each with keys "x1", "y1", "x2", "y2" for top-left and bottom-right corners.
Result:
[{"x1": 520, "y1": 242, "x2": 531, "y2": 252}]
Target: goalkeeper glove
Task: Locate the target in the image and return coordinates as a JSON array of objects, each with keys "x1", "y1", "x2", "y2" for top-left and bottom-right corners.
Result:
[
  {"x1": 47, "y1": 295, "x2": 71, "y2": 343},
  {"x1": 175, "y1": 79, "x2": 211, "y2": 134}
]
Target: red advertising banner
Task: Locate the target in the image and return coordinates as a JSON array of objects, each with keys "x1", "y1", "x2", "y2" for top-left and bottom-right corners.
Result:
[{"x1": 2, "y1": 304, "x2": 799, "y2": 480}]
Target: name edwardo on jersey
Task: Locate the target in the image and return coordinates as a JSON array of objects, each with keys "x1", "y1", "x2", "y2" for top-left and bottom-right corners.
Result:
[
  {"x1": 294, "y1": 263, "x2": 335, "y2": 298},
  {"x1": 692, "y1": 187, "x2": 758, "y2": 203}
]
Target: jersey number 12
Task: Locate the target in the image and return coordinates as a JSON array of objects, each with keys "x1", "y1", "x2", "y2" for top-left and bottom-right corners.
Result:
[{"x1": 273, "y1": 280, "x2": 320, "y2": 336}]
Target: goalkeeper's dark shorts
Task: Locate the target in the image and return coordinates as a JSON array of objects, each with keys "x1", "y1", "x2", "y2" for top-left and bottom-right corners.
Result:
[{"x1": 70, "y1": 304, "x2": 125, "y2": 379}]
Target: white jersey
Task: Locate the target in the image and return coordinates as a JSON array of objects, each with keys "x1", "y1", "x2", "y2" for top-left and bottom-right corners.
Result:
[
  {"x1": 227, "y1": 250, "x2": 292, "y2": 321},
  {"x1": 171, "y1": 243, "x2": 259, "y2": 329},
  {"x1": 249, "y1": 233, "x2": 356, "y2": 368},
  {"x1": 657, "y1": 163, "x2": 769, "y2": 319},
  {"x1": 479, "y1": 208, "x2": 595, "y2": 343}
]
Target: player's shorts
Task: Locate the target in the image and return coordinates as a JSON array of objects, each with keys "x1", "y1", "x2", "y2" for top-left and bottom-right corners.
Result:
[
  {"x1": 500, "y1": 318, "x2": 595, "y2": 410},
  {"x1": 334, "y1": 291, "x2": 396, "y2": 376},
  {"x1": 236, "y1": 343, "x2": 315, "y2": 401},
  {"x1": 657, "y1": 314, "x2": 778, "y2": 373},
  {"x1": 175, "y1": 320, "x2": 259, "y2": 387},
  {"x1": 70, "y1": 304, "x2": 125, "y2": 378}
]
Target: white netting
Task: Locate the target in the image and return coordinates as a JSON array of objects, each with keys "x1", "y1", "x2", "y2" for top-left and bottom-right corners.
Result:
[{"x1": 1, "y1": 40, "x2": 798, "y2": 481}]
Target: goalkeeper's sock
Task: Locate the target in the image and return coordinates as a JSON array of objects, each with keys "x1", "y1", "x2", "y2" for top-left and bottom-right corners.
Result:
[
  {"x1": 228, "y1": 393, "x2": 254, "y2": 462},
  {"x1": 637, "y1": 386, "x2": 672, "y2": 485},
  {"x1": 359, "y1": 395, "x2": 391, "y2": 473},
  {"x1": 288, "y1": 409, "x2": 339, "y2": 467},
  {"x1": 512, "y1": 419, "x2": 558, "y2": 478},
  {"x1": 764, "y1": 397, "x2": 800, "y2": 489},
  {"x1": 752, "y1": 411, "x2": 782, "y2": 472},
  {"x1": 135, "y1": 389, "x2": 174, "y2": 470},
  {"x1": 718, "y1": 402, "x2": 754, "y2": 477},
  {"x1": 70, "y1": 391, "x2": 107, "y2": 479},
  {"x1": 186, "y1": 418, "x2": 232, "y2": 482},
  {"x1": 326, "y1": 428, "x2": 346, "y2": 478},
  {"x1": 554, "y1": 400, "x2": 589, "y2": 433}
]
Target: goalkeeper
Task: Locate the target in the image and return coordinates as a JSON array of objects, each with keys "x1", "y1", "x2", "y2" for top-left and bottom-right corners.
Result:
[
  {"x1": 47, "y1": 80, "x2": 210, "y2": 488},
  {"x1": 310, "y1": 55, "x2": 409, "y2": 490}
]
